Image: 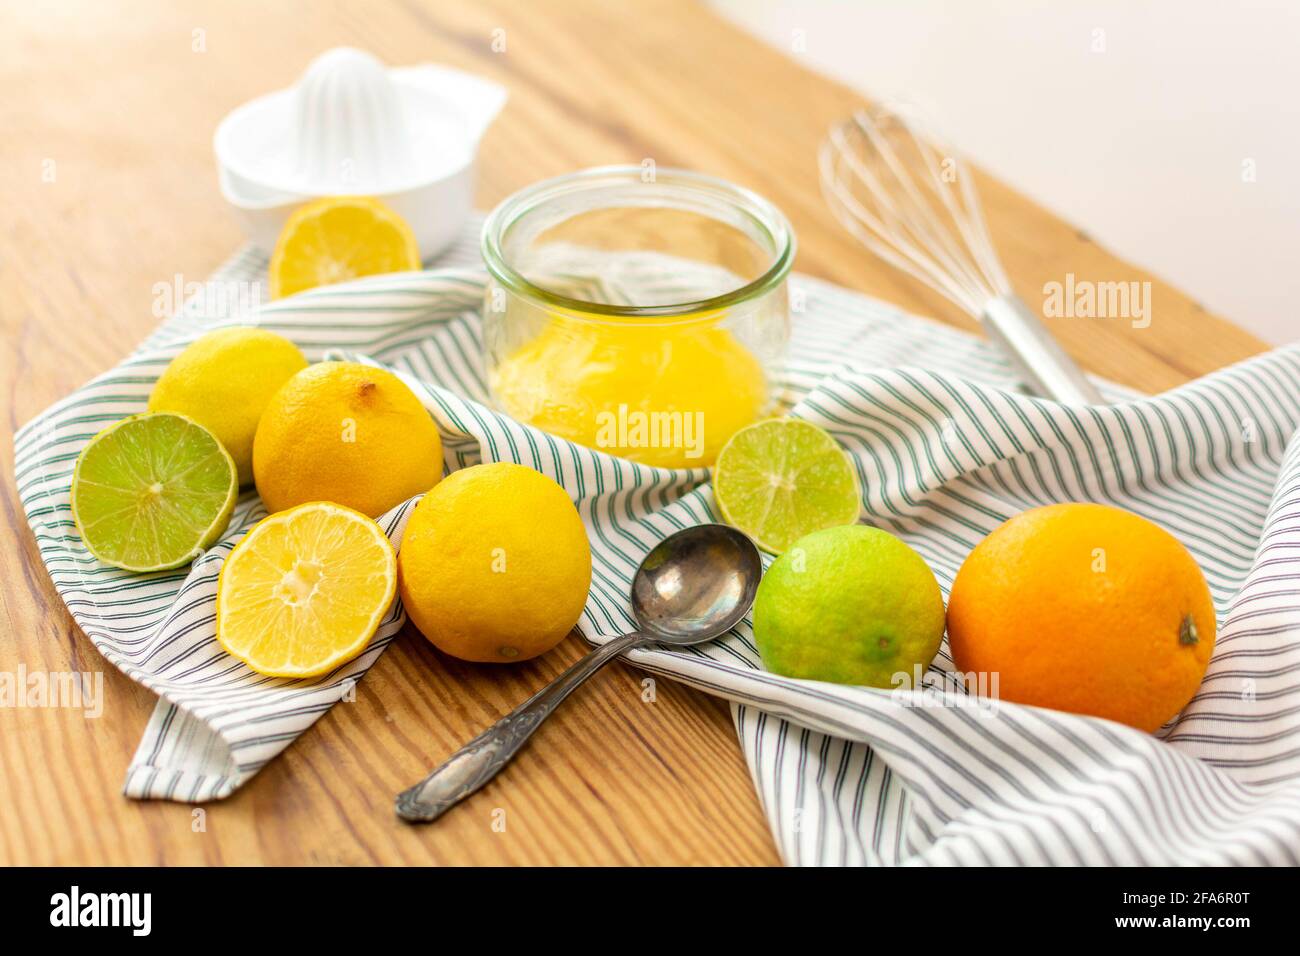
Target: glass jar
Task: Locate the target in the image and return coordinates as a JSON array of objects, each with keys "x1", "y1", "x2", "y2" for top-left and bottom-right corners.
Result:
[{"x1": 481, "y1": 166, "x2": 794, "y2": 469}]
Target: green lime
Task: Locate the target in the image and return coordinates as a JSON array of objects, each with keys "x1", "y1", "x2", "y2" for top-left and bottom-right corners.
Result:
[
  {"x1": 753, "y1": 525, "x2": 945, "y2": 687},
  {"x1": 71, "y1": 412, "x2": 237, "y2": 572},
  {"x1": 713, "y1": 417, "x2": 860, "y2": 554}
]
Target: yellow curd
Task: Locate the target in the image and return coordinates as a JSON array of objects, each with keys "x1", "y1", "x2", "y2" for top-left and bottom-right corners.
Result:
[
  {"x1": 492, "y1": 313, "x2": 767, "y2": 469},
  {"x1": 481, "y1": 168, "x2": 795, "y2": 470}
]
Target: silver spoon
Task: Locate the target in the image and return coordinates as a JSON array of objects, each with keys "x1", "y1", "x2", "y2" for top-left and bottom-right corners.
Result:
[{"x1": 395, "y1": 523, "x2": 762, "y2": 823}]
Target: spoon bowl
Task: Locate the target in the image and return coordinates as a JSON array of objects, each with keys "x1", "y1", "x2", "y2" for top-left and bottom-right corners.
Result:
[
  {"x1": 631, "y1": 523, "x2": 762, "y2": 643},
  {"x1": 396, "y1": 523, "x2": 761, "y2": 823}
]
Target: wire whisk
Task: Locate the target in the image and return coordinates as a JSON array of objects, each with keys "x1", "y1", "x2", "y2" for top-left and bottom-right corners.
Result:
[{"x1": 820, "y1": 106, "x2": 1103, "y2": 405}]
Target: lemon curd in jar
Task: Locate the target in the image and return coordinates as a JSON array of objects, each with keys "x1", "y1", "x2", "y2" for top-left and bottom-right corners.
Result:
[{"x1": 481, "y1": 168, "x2": 794, "y2": 469}]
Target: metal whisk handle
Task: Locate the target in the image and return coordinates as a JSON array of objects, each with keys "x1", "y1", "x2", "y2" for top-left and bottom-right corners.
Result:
[{"x1": 979, "y1": 295, "x2": 1105, "y2": 405}]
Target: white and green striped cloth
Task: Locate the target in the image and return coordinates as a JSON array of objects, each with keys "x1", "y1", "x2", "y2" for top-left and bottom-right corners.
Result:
[{"x1": 15, "y1": 218, "x2": 1300, "y2": 865}]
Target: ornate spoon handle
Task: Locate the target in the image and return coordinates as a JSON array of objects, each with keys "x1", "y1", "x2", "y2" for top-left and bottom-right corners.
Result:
[{"x1": 395, "y1": 631, "x2": 651, "y2": 823}]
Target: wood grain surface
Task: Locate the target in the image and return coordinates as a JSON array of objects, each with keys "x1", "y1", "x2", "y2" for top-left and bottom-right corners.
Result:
[{"x1": 0, "y1": 0, "x2": 1267, "y2": 866}]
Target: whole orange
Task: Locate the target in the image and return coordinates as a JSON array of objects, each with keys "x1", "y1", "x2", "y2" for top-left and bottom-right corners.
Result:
[{"x1": 947, "y1": 502, "x2": 1215, "y2": 732}]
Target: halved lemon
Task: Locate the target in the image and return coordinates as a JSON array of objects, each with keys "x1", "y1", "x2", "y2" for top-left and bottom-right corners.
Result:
[
  {"x1": 216, "y1": 501, "x2": 397, "y2": 677},
  {"x1": 268, "y1": 196, "x2": 421, "y2": 299}
]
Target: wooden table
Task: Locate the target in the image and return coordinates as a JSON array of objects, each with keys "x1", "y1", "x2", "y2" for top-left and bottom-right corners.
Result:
[{"x1": 0, "y1": 0, "x2": 1267, "y2": 866}]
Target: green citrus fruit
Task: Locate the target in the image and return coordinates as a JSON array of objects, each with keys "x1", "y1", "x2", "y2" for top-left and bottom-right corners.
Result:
[
  {"x1": 713, "y1": 417, "x2": 860, "y2": 554},
  {"x1": 753, "y1": 524, "x2": 945, "y2": 687},
  {"x1": 70, "y1": 412, "x2": 238, "y2": 572}
]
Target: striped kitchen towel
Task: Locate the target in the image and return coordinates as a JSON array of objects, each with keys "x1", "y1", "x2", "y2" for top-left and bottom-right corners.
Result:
[{"x1": 14, "y1": 217, "x2": 1300, "y2": 864}]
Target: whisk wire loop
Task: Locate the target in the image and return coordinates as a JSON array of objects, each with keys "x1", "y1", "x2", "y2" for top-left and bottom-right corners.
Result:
[{"x1": 819, "y1": 104, "x2": 1104, "y2": 406}]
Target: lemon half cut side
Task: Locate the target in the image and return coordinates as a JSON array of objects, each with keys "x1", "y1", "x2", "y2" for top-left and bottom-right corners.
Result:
[
  {"x1": 216, "y1": 501, "x2": 397, "y2": 678},
  {"x1": 269, "y1": 196, "x2": 421, "y2": 299}
]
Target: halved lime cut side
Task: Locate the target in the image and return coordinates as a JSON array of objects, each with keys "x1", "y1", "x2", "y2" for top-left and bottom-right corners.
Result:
[
  {"x1": 713, "y1": 417, "x2": 861, "y2": 554},
  {"x1": 71, "y1": 412, "x2": 238, "y2": 572}
]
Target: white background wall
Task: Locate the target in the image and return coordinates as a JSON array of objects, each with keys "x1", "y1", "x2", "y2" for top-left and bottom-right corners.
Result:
[{"x1": 713, "y1": 0, "x2": 1300, "y2": 345}]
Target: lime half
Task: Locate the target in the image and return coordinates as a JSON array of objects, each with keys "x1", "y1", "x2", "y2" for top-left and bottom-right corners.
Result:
[
  {"x1": 713, "y1": 417, "x2": 860, "y2": 554},
  {"x1": 71, "y1": 412, "x2": 237, "y2": 572}
]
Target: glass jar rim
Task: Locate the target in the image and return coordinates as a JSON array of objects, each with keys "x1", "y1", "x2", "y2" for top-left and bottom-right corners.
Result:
[{"x1": 480, "y1": 165, "x2": 796, "y2": 320}]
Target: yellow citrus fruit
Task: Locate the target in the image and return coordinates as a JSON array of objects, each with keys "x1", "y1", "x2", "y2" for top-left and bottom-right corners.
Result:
[
  {"x1": 947, "y1": 502, "x2": 1216, "y2": 733},
  {"x1": 147, "y1": 327, "x2": 308, "y2": 485},
  {"x1": 397, "y1": 462, "x2": 592, "y2": 662},
  {"x1": 253, "y1": 361, "x2": 443, "y2": 517},
  {"x1": 269, "y1": 196, "x2": 421, "y2": 299},
  {"x1": 491, "y1": 315, "x2": 767, "y2": 468},
  {"x1": 216, "y1": 501, "x2": 396, "y2": 678}
]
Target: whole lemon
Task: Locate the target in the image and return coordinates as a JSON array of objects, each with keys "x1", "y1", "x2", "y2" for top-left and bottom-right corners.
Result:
[
  {"x1": 147, "y1": 327, "x2": 307, "y2": 484},
  {"x1": 397, "y1": 462, "x2": 592, "y2": 662},
  {"x1": 753, "y1": 524, "x2": 946, "y2": 687},
  {"x1": 947, "y1": 503, "x2": 1216, "y2": 733},
  {"x1": 253, "y1": 361, "x2": 442, "y2": 517}
]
